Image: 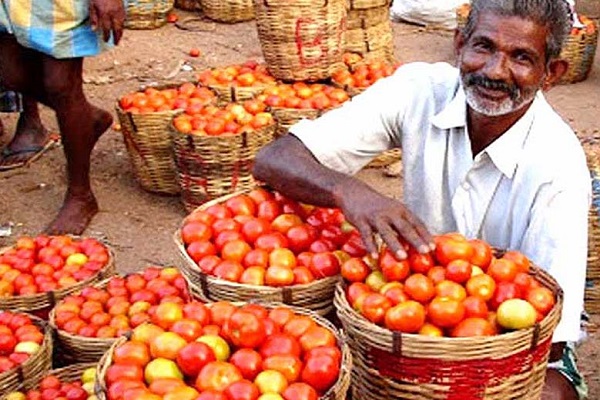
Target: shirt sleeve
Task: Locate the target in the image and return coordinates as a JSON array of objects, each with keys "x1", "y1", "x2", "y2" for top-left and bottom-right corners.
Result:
[
  {"x1": 289, "y1": 62, "x2": 428, "y2": 175},
  {"x1": 520, "y1": 178, "x2": 591, "y2": 343}
]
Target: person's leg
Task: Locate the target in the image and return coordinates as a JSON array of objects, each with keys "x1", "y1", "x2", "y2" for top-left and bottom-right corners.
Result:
[
  {"x1": 40, "y1": 55, "x2": 112, "y2": 234},
  {"x1": 543, "y1": 342, "x2": 587, "y2": 400}
]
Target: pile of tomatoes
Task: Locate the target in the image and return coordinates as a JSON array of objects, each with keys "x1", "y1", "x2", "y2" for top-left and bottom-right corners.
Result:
[
  {"x1": 341, "y1": 232, "x2": 556, "y2": 337},
  {"x1": 0, "y1": 311, "x2": 45, "y2": 374},
  {"x1": 119, "y1": 83, "x2": 217, "y2": 115},
  {"x1": 52, "y1": 267, "x2": 191, "y2": 339},
  {"x1": 181, "y1": 188, "x2": 368, "y2": 287},
  {"x1": 254, "y1": 83, "x2": 350, "y2": 111},
  {"x1": 197, "y1": 61, "x2": 277, "y2": 88},
  {"x1": 102, "y1": 301, "x2": 342, "y2": 400},
  {"x1": 0, "y1": 235, "x2": 110, "y2": 297},
  {"x1": 331, "y1": 57, "x2": 401, "y2": 90},
  {"x1": 172, "y1": 99, "x2": 275, "y2": 136},
  {"x1": 572, "y1": 15, "x2": 597, "y2": 35},
  {"x1": 9, "y1": 366, "x2": 98, "y2": 400}
]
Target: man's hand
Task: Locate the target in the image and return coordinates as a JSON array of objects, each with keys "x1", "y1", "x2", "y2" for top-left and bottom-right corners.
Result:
[
  {"x1": 89, "y1": 0, "x2": 126, "y2": 45},
  {"x1": 333, "y1": 178, "x2": 435, "y2": 259}
]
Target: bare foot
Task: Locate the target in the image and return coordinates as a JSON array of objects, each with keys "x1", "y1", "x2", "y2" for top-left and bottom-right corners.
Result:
[
  {"x1": 44, "y1": 192, "x2": 99, "y2": 235},
  {"x1": 0, "y1": 113, "x2": 51, "y2": 168}
]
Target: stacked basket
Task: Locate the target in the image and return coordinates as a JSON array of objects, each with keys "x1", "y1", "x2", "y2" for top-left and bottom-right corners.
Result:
[
  {"x1": 344, "y1": 0, "x2": 395, "y2": 63},
  {"x1": 582, "y1": 138, "x2": 600, "y2": 316},
  {"x1": 125, "y1": 0, "x2": 175, "y2": 30},
  {"x1": 335, "y1": 260, "x2": 564, "y2": 399},
  {"x1": 254, "y1": 0, "x2": 348, "y2": 82},
  {"x1": 174, "y1": 0, "x2": 200, "y2": 11},
  {"x1": 201, "y1": 0, "x2": 255, "y2": 23}
]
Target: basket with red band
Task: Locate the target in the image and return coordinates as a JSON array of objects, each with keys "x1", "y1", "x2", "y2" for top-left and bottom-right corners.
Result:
[
  {"x1": 334, "y1": 232, "x2": 563, "y2": 399},
  {"x1": 0, "y1": 235, "x2": 115, "y2": 319},
  {"x1": 93, "y1": 300, "x2": 351, "y2": 400},
  {"x1": 173, "y1": 187, "x2": 365, "y2": 316}
]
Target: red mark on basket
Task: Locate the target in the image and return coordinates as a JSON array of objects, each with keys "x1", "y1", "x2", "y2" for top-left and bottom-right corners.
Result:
[
  {"x1": 369, "y1": 337, "x2": 552, "y2": 399},
  {"x1": 295, "y1": 18, "x2": 326, "y2": 67}
]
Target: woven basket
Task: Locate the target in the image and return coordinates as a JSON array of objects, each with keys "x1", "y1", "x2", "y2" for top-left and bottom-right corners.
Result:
[
  {"x1": 174, "y1": 0, "x2": 201, "y2": 11},
  {"x1": 584, "y1": 143, "x2": 600, "y2": 313},
  {"x1": 347, "y1": 0, "x2": 389, "y2": 10},
  {"x1": 94, "y1": 301, "x2": 351, "y2": 399},
  {"x1": 0, "y1": 242, "x2": 116, "y2": 318},
  {"x1": 171, "y1": 121, "x2": 275, "y2": 213},
  {"x1": 334, "y1": 261, "x2": 563, "y2": 399},
  {"x1": 0, "y1": 314, "x2": 53, "y2": 395},
  {"x1": 271, "y1": 107, "x2": 327, "y2": 137},
  {"x1": 254, "y1": 0, "x2": 347, "y2": 82},
  {"x1": 0, "y1": 362, "x2": 97, "y2": 400},
  {"x1": 125, "y1": 0, "x2": 174, "y2": 30},
  {"x1": 558, "y1": 20, "x2": 598, "y2": 85},
  {"x1": 367, "y1": 148, "x2": 402, "y2": 168},
  {"x1": 455, "y1": 3, "x2": 470, "y2": 30},
  {"x1": 173, "y1": 190, "x2": 341, "y2": 316},
  {"x1": 347, "y1": 5, "x2": 390, "y2": 30},
  {"x1": 201, "y1": 0, "x2": 254, "y2": 23},
  {"x1": 117, "y1": 102, "x2": 182, "y2": 195},
  {"x1": 344, "y1": 20, "x2": 395, "y2": 61},
  {"x1": 207, "y1": 83, "x2": 268, "y2": 106}
]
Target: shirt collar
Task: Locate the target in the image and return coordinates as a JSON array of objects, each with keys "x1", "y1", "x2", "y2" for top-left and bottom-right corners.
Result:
[{"x1": 432, "y1": 83, "x2": 541, "y2": 178}]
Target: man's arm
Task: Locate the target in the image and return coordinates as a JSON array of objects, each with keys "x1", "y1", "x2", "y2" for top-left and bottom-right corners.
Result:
[{"x1": 253, "y1": 134, "x2": 434, "y2": 258}]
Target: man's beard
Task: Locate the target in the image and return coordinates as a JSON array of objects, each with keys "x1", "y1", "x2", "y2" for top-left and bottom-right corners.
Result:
[{"x1": 461, "y1": 72, "x2": 539, "y2": 117}]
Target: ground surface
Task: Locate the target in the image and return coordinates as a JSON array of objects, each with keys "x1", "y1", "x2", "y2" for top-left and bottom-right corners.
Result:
[{"x1": 1, "y1": 2, "x2": 599, "y2": 396}]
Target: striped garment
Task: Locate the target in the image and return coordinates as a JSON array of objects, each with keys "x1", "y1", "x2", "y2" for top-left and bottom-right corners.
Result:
[{"x1": 0, "y1": 0, "x2": 111, "y2": 59}]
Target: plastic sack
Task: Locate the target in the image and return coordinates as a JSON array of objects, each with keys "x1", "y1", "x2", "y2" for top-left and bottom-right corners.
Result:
[{"x1": 391, "y1": 0, "x2": 469, "y2": 30}]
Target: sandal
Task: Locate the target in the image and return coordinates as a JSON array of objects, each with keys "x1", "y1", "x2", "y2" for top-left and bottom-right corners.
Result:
[{"x1": 0, "y1": 136, "x2": 59, "y2": 171}]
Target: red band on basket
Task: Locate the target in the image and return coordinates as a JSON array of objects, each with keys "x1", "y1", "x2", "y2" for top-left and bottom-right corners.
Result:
[
  {"x1": 295, "y1": 18, "x2": 326, "y2": 67},
  {"x1": 369, "y1": 337, "x2": 552, "y2": 400}
]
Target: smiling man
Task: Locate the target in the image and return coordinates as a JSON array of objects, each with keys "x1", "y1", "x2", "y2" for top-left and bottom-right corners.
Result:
[{"x1": 253, "y1": 1, "x2": 589, "y2": 398}]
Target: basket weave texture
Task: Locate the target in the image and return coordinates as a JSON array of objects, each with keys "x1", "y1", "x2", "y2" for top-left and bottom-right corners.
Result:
[
  {"x1": 347, "y1": 0, "x2": 389, "y2": 10},
  {"x1": 201, "y1": 0, "x2": 255, "y2": 23},
  {"x1": 254, "y1": 0, "x2": 348, "y2": 82},
  {"x1": 347, "y1": 5, "x2": 390, "y2": 30},
  {"x1": 171, "y1": 124, "x2": 275, "y2": 213},
  {"x1": 207, "y1": 83, "x2": 268, "y2": 106},
  {"x1": 558, "y1": 20, "x2": 598, "y2": 85},
  {"x1": 0, "y1": 242, "x2": 116, "y2": 316},
  {"x1": 174, "y1": 0, "x2": 201, "y2": 11},
  {"x1": 583, "y1": 140, "x2": 600, "y2": 313},
  {"x1": 173, "y1": 190, "x2": 341, "y2": 316},
  {"x1": 0, "y1": 314, "x2": 53, "y2": 395},
  {"x1": 334, "y1": 260, "x2": 564, "y2": 400},
  {"x1": 94, "y1": 302, "x2": 352, "y2": 399},
  {"x1": 125, "y1": 0, "x2": 174, "y2": 30},
  {"x1": 344, "y1": 19, "x2": 394, "y2": 61}
]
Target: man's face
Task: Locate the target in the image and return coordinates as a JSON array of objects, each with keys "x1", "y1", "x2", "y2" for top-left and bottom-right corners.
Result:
[{"x1": 456, "y1": 12, "x2": 549, "y2": 117}]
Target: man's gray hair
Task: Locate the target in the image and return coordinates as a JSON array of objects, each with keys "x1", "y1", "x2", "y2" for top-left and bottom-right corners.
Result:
[{"x1": 462, "y1": 0, "x2": 572, "y2": 60}]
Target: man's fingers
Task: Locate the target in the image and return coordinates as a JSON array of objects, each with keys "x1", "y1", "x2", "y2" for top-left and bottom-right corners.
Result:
[
  {"x1": 89, "y1": 5, "x2": 98, "y2": 30},
  {"x1": 403, "y1": 212, "x2": 435, "y2": 252},
  {"x1": 100, "y1": 17, "x2": 112, "y2": 42},
  {"x1": 374, "y1": 217, "x2": 407, "y2": 259},
  {"x1": 112, "y1": 17, "x2": 124, "y2": 45},
  {"x1": 355, "y1": 221, "x2": 378, "y2": 259}
]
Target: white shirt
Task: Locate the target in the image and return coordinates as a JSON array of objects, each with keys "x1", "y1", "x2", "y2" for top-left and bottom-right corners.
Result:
[{"x1": 291, "y1": 62, "x2": 591, "y2": 343}]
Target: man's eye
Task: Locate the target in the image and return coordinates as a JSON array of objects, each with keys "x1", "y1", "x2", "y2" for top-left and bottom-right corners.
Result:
[
  {"x1": 515, "y1": 53, "x2": 533, "y2": 63},
  {"x1": 473, "y1": 41, "x2": 492, "y2": 51}
]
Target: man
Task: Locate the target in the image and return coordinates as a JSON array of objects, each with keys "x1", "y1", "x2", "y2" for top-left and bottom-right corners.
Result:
[
  {"x1": 0, "y1": 93, "x2": 55, "y2": 171},
  {"x1": 0, "y1": 0, "x2": 125, "y2": 234},
  {"x1": 254, "y1": 0, "x2": 589, "y2": 398}
]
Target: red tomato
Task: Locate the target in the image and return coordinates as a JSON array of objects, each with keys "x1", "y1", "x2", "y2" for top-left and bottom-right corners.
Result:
[
  {"x1": 309, "y1": 252, "x2": 340, "y2": 278},
  {"x1": 265, "y1": 265, "x2": 295, "y2": 286},
  {"x1": 287, "y1": 225, "x2": 317, "y2": 253},
  {"x1": 303, "y1": 346, "x2": 342, "y2": 365},
  {"x1": 205, "y1": 204, "x2": 233, "y2": 220},
  {"x1": 113, "y1": 341, "x2": 150, "y2": 367},
  {"x1": 488, "y1": 259, "x2": 518, "y2": 283},
  {"x1": 427, "y1": 297, "x2": 466, "y2": 329},
  {"x1": 263, "y1": 354, "x2": 303, "y2": 383},
  {"x1": 489, "y1": 281, "x2": 522, "y2": 310},
  {"x1": 260, "y1": 333, "x2": 302, "y2": 358},
  {"x1": 403, "y1": 274, "x2": 435, "y2": 303},
  {"x1": 384, "y1": 301, "x2": 426, "y2": 333},
  {"x1": 408, "y1": 251, "x2": 434, "y2": 274},
  {"x1": 340, "y1": 258, "x2": 370, "y2": 283},
  {"x1": 213, "y1": 260, "x2": 244, "y2": 282},
  {"x1": 468, "y1": 239, "x2": 493, "y2": 270},
  {"x1": 268, "y1": 307, "x2": 295, "y2": 328},
  {"x1": 346, "y1": 282, "x2": 371, "y2": 306},
  {"x1": 465, "y1": 274, "x2": 496, "y2": 301},
  {"x1": 502, "y1": 250, "x2": 531, "y2": 273},
  {"x1": 298, "y1": 326, "x2": 336, "y2": 353},
  {"x1": 176, "y1": 342, "x2": 216, "y2": 377},
  {"x1": 242, "y1": 249, "x2": 269, "y2": 269},
  {"x1": 255, "y1": 232, "x2": 289, "y2": 252},
  {"x1": 283, "y1": 382, "x2": 319, "y2": 400},
  {"x1": 241, "y1": 218, "x2": 271, "y2": 244},
  {"x1": 247, "y1": 188, "x2": 274, "y2": 204},
  {"x1": 225, "y1": 310, "x2": 267, "y2": 349},
  {"x1": 196, "y1": 361, "x2": 243, "y2": 392},
  {"x1": 271, "y1": 214, "x2": 304, "y2": 235},
  {"x1": 445, "y1": 259, "x2": 473, "y2": 284},
  {"x1": 105, "y1": 364, "x2": 144, "y2": 386},
  {"x1": 462, "y1": 296, "x2": 489, "y2": 318},
  {"x1": 183, "y1": 301, "x2": 211, "y2": 325},
  {"x1": 301, "y1": 354, "x2": 340, "y2": 393},
  {"x1": 450, "y1": 317, "x2": 496, "y2": 337},
  {"x1": 187, "y1": 241, "x2": 217, "y2": 263},
  {"x1": 434, "y1": 235, "x2": 474, "y2": 265},
  {"x1": 226, "y1": 194, "x2": 257, "y2": 216},
  {"x1": 170, "y1": 319, "x2": 203, "y2": 342},
  {"x1": 360, "y1": 293, "x2": 392, "y2": 324},
  {"x1": 526, "y1": 287, "x2": 556, "y2": 316},
  {"x1": 229, "y1": 348, "x2": 263, "y2": 381},
  {"x1": 223, "y1": 379, "x2": 260, "y2": 400},
  {"x1": 435, "y1": 280, "x2": 467, "y2": 301},
  {"x1": 181, "y1": 222, "x2": 212, "y2": 245},
  {"x1": 0, "y1": 334, "x2": 17, "y2": 356},
  {"x1": 257, "y1": 200, "x2": 282, "y2": 222},
  {"x1": 379, "y1": 248, "x2": 410, "y2": 282},
  {"x1": 208, "y1": 301, "x2": 237, "y2": 327}
]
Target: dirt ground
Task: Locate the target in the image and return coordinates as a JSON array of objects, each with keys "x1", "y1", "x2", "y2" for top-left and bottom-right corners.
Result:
[{"x1": 1, "y1": 2, "x2": 599, "y2": 396}]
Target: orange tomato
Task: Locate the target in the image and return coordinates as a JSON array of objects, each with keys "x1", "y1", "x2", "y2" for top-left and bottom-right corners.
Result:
[
  {"x1": 462, "y1": 295, "x2": 489, "y2": 318},
  {"x1": 427, "y1": 297, "x2": 465, "y2": 329},
  {"x1": 384, "y1": 301, "x2": 426, "y2": 333},
  {"x1": 427, "y1": 266, "x2": 446, "y2": 284},
  {"x1": 487, "y1": 258, "x2": 518, "y2": 282},
  {"x1": 418, "y1": 323, "x2": 443, "y2": 337},
  {"x1": 502, "y1": 251, "x2": 530, "y2": 273},
  {"x1": 525, "y1": 287, "x2": 556, "y2": 316},
  {"x1": 435, "y1": 280, "x2": 467, "y2": 301},
  {"x1": 465, "y1": 274, "x2": 496, "y2": 301},
  {"x1": 468, "y1": 239, "x2": 493, "y2": 270},
  {"x1": 450, "y1": 317, "x2": 496, "y2": 337},
  {"x1": 434, "y1": 235, "x2": 474, "y2": 265},
  {"x1": 403, "y1": 274, "x2": 435, "y2": 303}
]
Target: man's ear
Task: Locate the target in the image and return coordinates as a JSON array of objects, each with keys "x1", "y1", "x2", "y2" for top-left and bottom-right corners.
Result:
[
  {"x1": 542, "y1": 59, "x2": 569, "y2": 91},
  {"x1": 454, "y1": 29, "x2": 466, "y2": 59}
]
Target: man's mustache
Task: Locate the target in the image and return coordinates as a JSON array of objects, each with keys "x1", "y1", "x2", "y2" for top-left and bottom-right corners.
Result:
[{"x1": 464, "y1": 73, "x2": 519, "y2": 100}]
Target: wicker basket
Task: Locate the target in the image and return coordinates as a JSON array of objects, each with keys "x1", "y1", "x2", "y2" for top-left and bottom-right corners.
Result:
[
  {"x1": 0, "y1": 242, "x2": 116, "y2": 318},
  {"x1": 173, "y1": 190, "x2": 341, "y2": 316},
  {"x1": 94, "y1": 301, "x2": 351, "y2": 399},
  {"x1": 254, "y1": 0, "x2": 347, "y2": 82},
  {"x1": 558, "y1": 20, "x2": 598, "y2": 85},
  {"x1": 584, "y1": 143, "x2": 600, "y2": 313},
  {"x1": 0, "y1": 362, "x2": 98, "y2": 400},
  {"x1": 344, "y1": 20, "x2": 395, "y2": 62},
  {"x1": 455, "y1": 3, "x2": 470, "y2": 30},
  {"x1": 174, "y1": 0, "x2": 201, "y2": 11},
  {"x1": 271, "y1": 107, "x2": 327, "y2": 137},
  {"x1": 367, "y1": 148, "x2": 402, "y2": 168},
  {"x1": 334, "y1": 261, "x2": 564, "y2": 399},
  {"x1": 347, "y1": 5, "x2": 390, "y2": 30},
  {"x1": 171, "y1": 122, "x2": 275, "y2": 213},
  {"x1": 347, "y1": 0, "x2": 389, "y2": 10},
  {"x1": 125, "y1": 0, "x2": 174, "y2": 30},
  {"x1": 201, "y1": 0, "x2": 254, "y2": 23},
  {"x1": 0, "y1": 314, "x2": 53, "y2": 395},
  {"x1": 207, "y1": 83, "x2": 269, "y2": 106}
]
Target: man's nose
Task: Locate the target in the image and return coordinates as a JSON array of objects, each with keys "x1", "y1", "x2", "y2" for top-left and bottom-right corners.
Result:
[{"x1": 482, "y1": 53, "x2": 510, "y2": 81}]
